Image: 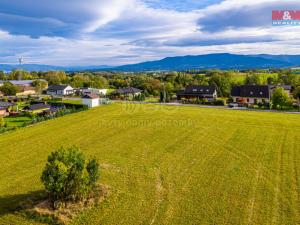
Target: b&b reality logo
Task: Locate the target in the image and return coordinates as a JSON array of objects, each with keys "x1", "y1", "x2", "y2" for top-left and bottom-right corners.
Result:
[{"x1": 272, "y1": 10, "x2": 300, "y2": 26}]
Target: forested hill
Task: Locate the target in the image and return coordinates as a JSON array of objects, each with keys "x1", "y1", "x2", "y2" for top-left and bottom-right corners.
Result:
[
  {"x1": 113, "y1": 53, "x2": 298, "y2": 71},
  {"x1": 2, "y1": 53, "x2": 300, "y2": 72}
]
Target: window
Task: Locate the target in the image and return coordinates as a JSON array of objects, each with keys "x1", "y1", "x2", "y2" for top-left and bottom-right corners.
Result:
[
  {"x1": 193, "y1": 89, "x2": 197, "y2": 92},
  {"x1": 259, "y1": 91, "x2": 263, "y2": 95},
  {"x1": 250, "y1": 91, "x2": 253, "y2": 95}
]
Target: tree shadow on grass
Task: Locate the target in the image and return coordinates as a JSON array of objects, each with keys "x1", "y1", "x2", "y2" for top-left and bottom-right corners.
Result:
[
  {"x1": 0, "y1": 185, "x2": 108, "y2": 224},
  {"x1": 0, "y1": 190, "x2": 47, "y2": 220}
]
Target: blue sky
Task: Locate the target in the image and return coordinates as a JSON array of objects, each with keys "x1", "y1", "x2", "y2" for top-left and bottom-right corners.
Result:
[
  {"x1": 143, "y1": 0, "x2": 223, "y2": 11},
  {"x1": 0, "y1": 0, "x2": 300, "y2": 66}
]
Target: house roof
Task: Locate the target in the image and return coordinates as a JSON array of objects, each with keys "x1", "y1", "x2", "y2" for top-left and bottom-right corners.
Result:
[
  {"x1": 185, "y1": 85, "x2": 216, "y2": 95},
  {"x1": 0, "y1": 79, "x2": 47, "y2": 86},
  {"x1": 26, "y1": 103, "x2": 51, "y2": 111},
  {"x1": 47, "y1": 85, "x2": 71, "y2": 91},
  {"x1": 81, "y1": 88, "x2": 107, "y2": 91},
  {"x1": 0, "y1": 101, "x2": 14, "y2": 108},
  {"x1": 177, "y1": 85, "x2": 216, "y2": 97},
  {"x1": 82, "y1": 93, "x2": 99, "y2": 99},
  {"x1": 8, "y1": 80, "x2": 34, "y2": 86},
  {"x1": 114, "y1": 87, "x2": 142, "y2": 95},
  {"x1": 44, "y1": 107, "x2": 59, "y2": 113},
  {"x1": 231, "y1": 85, "x2": 270, "y2": 98},
  {"x1": 231, "y1": 86, "x2": 242, "y2": 97}
]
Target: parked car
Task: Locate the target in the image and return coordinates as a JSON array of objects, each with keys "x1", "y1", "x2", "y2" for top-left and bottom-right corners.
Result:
[
  {"x1": 228, "y1": 103, "x2": 239, "y2": 108},
  {"x1": 228, "y1": 103, "x2": 247, "y2": 109}
]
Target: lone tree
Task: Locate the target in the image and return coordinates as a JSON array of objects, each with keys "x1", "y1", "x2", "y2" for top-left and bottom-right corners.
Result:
[
  {"x1": 160, "y1": 89, "x2": 170, "y2": 103},
  {"x1": 41, "y1": 146, "x2": 100, "y2": 202},
  {"x1": 272, "y1": 87, "x2": 291, "y2": 110},
  {"x1": 293, "y1": 86, "x2": 300, "y2": 111}
]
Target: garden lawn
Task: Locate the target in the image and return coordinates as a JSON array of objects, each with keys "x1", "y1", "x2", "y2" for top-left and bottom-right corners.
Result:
[
  {"x1": 144, "y1": 97, "x2": 160, "y2": 103},
  {"x1": 62, "y1": 99, "x2": 82, "y2": 105},
  {"x1": 0, "y1": 103, "x2": 299, "y2": 225},
  {"x1": 4, "y1": 116, "x2": 32, "y2": 127}
]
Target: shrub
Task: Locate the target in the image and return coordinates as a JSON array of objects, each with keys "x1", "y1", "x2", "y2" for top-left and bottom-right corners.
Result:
[
  {"x1": 213, "y1": 99, "x2": 226, "y2": 106},
  {"x1": 41, "y1": 146, "x2": 100, "y2": 202},
  {"x1": 195, "y1": 98, "x2": 202, "y2": 104},
  {"x1": 133, "y1": 93, "x2": 146, "y2": 101},
  {"x1": 0, "y1": 117, "x2": 5, "y2": 128},
  {"x1": 272, "y1": 87, "x2": 292, "y2": 110}
]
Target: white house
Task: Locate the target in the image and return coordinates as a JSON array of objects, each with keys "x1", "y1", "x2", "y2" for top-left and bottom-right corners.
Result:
[
  {"x1": 81, "y1": 88, "x2": 108, "y2": 96},
  {"x1": 46, "y1": 85, "x2": 74, "y2": 96},
  {"x1": 82, "y1": 93, "x2": 99, "y2": 108}
]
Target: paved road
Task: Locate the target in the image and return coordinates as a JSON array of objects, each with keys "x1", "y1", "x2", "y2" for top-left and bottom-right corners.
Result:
[
  {"x1": 59, "y1": 98, "x2": 300, "y2": 115},
  {"x1": 113, "y1": 100, "x2": 300, "y2": 115}
]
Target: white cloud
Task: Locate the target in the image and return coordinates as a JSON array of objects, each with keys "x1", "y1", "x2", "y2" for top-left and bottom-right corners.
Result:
[
  {"x1": 196, "y1": 0, "x2": 300, "y2": 31},
  {"x1": 83, "y1": 0, "x2": 136, "y2": 32},
  {"x1": 1, "y1": 0, "x2": 300, "y2": 66}
]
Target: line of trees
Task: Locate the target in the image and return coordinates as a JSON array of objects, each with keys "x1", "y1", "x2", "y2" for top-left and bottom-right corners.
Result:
[{"x1": 1, "y1": 69, "x2": 300, "y2": 99}]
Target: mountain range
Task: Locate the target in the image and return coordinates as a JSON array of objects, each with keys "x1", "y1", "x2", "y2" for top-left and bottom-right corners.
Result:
[
  {"x1": 1, "y1": 53, "x2": 300, "y2": 72},
  {"x1": 0, "y1": 64, "x2": 111, "y2": 72}
]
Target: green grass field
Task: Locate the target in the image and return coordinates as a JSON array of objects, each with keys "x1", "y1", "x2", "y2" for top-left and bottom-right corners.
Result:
[
  {"x1": 230, "y1": 72, "x2": 279, "y2": 84},
  {"x1": 0, "y1": 103, "x2": 299, "y2": 225},
  {"x1": 4, "y1": 116, "x2": 32, "y2": 127}
]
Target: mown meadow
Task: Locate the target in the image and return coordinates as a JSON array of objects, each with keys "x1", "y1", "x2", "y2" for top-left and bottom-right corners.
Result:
[{"x1": 0, "y1": 103, "x2": 299, "y2": 225}]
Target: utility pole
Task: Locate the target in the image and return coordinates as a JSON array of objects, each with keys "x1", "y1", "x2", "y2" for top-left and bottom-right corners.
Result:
[{"x1": 18, "y1": 56, "x2": 24, "y2": 66}]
